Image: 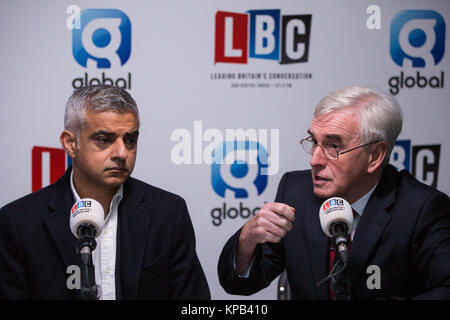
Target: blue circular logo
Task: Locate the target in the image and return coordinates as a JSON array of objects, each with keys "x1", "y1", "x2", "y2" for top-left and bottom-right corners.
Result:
[
  {"x1": 230, "y1": 161, "x2": 248, "y2": 178},
  {"x1": 92, "y1": 28, "x2": 111, "y2": 48},
  {"x1": 409, "y1": 28, "x2": 426, "y2": 48}
]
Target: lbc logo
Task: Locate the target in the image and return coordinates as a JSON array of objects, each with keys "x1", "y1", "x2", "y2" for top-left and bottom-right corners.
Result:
[
  {"x1": 390, "y1": 140, "x2": 441, "y2": 188},
  {"x1": 215, "y1": 9, "x2": 312, "y2": 64},
  {"x1": 32, "y1": 146, "x2": 71, "y2": 192}
]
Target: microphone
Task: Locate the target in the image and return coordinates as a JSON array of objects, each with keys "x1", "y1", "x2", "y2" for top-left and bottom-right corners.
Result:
[
  {"x1": 319, "y1": 197, "x2": 354, "y2": 264},
  {"x1": 70, "y1": 198, "x2": 104, "y2": 300},
  {"x1": 70, "y1": 198, "x2": 104, "y2": 253}
]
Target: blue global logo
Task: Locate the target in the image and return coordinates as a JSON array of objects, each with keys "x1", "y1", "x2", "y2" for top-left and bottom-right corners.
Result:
[
  {"x1": 390, "y1": 10, "x2": 445, "y2": 68},
  {"x1": 72, "y1": 9, "x2": 131, "y2": 68},
  {"x1": 211, "y1": 141, "x2": 268, "y2": 198}
]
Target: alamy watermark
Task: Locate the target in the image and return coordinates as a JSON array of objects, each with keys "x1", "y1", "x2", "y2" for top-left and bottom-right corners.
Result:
[{"x1": 170, "y1": 121, "x2": 280, "y2": 175}]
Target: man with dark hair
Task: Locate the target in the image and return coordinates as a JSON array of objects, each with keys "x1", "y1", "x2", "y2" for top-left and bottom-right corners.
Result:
[
  {"x1": 218, "y1": 85, "x2": 450, "y2": 300},
  {"x1": 0, "y1": 85, "x2": 210, "y2": 300}
]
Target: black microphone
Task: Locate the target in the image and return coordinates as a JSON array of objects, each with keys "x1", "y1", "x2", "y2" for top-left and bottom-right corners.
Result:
[
  {"x1": 319, "y1": 197, "x2": 354, "y2": 264},
  {"x1": 70, "y1": 198, "x2": 104, "y2": 300},
  {"x1": 318, "y1": 197, "x2": 354, "y2": 300}
]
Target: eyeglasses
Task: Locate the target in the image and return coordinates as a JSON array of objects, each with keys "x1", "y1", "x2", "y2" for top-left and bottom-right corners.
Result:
[{"x1": 300, "y1": 136, "x2": 380, "y2": 161}]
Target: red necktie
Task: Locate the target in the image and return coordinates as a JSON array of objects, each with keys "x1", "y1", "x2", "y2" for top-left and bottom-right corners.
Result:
[{"x1": 329, "y1": 209, "x2": 357, "y2": 300}]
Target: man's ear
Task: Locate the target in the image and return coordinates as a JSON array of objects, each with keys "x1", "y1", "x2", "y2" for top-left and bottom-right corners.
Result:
[
  {"x1": 367, "y1": 142, "x2": 387, "y2": 174},
  {"x1": 60, "y1": 130, "x2": 77, "y2": 159}
]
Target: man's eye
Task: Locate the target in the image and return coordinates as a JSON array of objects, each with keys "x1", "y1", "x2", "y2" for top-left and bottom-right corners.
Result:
[
  {"x1": 327, "y1": 143, "x2": 340, "y2": 150},
  {"x1": 96, "y1": 137, "x2": 112, "y2": 144},
  {"x1": 125, "y1": 138, "x2": 137, "y2": 146},
  {"x1": 124, "y1": 136, "x2": 138, "y2": 147}
]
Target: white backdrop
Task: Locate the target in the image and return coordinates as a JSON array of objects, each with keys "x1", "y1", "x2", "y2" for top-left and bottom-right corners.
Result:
[{"x1": 0, "y1": 0, "x2": 449, "y2": 299}]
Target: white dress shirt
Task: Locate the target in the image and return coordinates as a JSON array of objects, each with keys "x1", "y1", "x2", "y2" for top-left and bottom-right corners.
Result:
[{"x1": 70, "y1": 170, "x2": 123, "y2": 300}]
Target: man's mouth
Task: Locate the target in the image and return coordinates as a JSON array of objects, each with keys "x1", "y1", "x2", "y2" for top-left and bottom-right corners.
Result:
[
  {"x1": 106, "y1": 167, "x2": 127, "y2": 172},
  {"x1": 313, "y1": 174, "x2": 331, "y2": 182}
]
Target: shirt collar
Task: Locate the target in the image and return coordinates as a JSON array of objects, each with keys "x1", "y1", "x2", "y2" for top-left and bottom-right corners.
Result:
[
  {"x1": 351, "y1": 182, "x2": 378, "y2": 217},
  {"x1": 70, "y1": 169, "x2": 124, "y2": 217}
]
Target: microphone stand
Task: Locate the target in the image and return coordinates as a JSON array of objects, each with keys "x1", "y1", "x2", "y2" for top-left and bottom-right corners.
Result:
[
  {"x1": 76, "y1": 225, "x2": 100, "y2": 300},
  {"x1": 331, "y1": 256, "x2": 351, "y2": 300},
  {"x1": 316, "y1": 226, "x2": 352, "y2": 300},
  {"x1": 330, "y1": 231, "x2": 352, "y2": 300}
]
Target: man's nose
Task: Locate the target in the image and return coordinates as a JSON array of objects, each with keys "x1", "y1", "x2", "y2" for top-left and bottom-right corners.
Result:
[
  {"x1": 112, "y1": 139, "x2": 128, "y2": 160},
  {"x1": 309, "y1": 145, "x2": 327, "y2": 167}
]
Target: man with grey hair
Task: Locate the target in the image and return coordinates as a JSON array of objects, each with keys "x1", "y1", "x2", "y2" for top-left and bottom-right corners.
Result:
[
  {"x1": 218, "y1": 85, "x2": 450, "y2": 300},
  {"x1": 0, "y1": 85, "x2": 210, "y2": 300}
]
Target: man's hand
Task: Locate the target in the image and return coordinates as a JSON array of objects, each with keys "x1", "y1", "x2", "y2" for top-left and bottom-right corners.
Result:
[{"x1": 235, "y1": 203, "x2": 295, "y2": 275}]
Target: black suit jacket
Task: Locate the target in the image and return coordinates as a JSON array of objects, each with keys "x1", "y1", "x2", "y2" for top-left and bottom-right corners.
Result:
[
  {"x1": 218, "y1": 165, "x2": 450, "y2": 299},
  {"x1": 0, "y1": 168, "x2": 210, "y2": 300}
]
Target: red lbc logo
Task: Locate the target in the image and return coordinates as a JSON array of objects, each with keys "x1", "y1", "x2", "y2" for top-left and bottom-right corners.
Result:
[
  {"x1": 214, "y1": 9, "x2": 312, "y2": 64},
  {"x1": 71, "y1": 200, "x2": 92, "y2": 214},
  {"x1": 323, "y1": 202, "x2": 330, "y2": 211},
  {"x1": 32, "y1": 146, "x2": 71, "y2": 192},
  {"x1": 215, "y1": 11, "x2": 249, "y2": 64}
]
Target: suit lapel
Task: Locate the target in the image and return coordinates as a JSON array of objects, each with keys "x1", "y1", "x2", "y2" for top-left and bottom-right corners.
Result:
[
  {"x1": 43, "y1": 169, "x2": 80, "y2": 298},
  {"x1": 44, "y1": 169, "x2": 79, "y2": 267},
  {"x1": 349, "y1": 166, "x2": 397, "y2": 289},
  {"x1": 304, "y1": 197, "x2": 329, "y2": 299},
  {"x1": 118, "y1": 179, "x2": 152, "y2": 299}
]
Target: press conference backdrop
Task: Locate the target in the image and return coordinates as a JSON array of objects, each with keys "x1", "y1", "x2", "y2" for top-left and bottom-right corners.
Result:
[{"x1": 0, "y1": 0, "x2": 449, "y2": 299}]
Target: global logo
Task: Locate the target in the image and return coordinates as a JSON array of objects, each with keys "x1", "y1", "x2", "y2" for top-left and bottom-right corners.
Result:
[
  {"x1": 211, "y1": 141, "x2": 268, "y2": 198},
  {"x1": 72, "y1": 9, "x2": 131, "y2": 68},
  {"x1": 388, "y1": 10, "x2": 445, "y2": 95},
  {"x1": 390, "y1": 10, "x2": 445, "y2": 67},
  {"x1": 215, "y1": 9, "x2": 312, "y2": 64}
]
